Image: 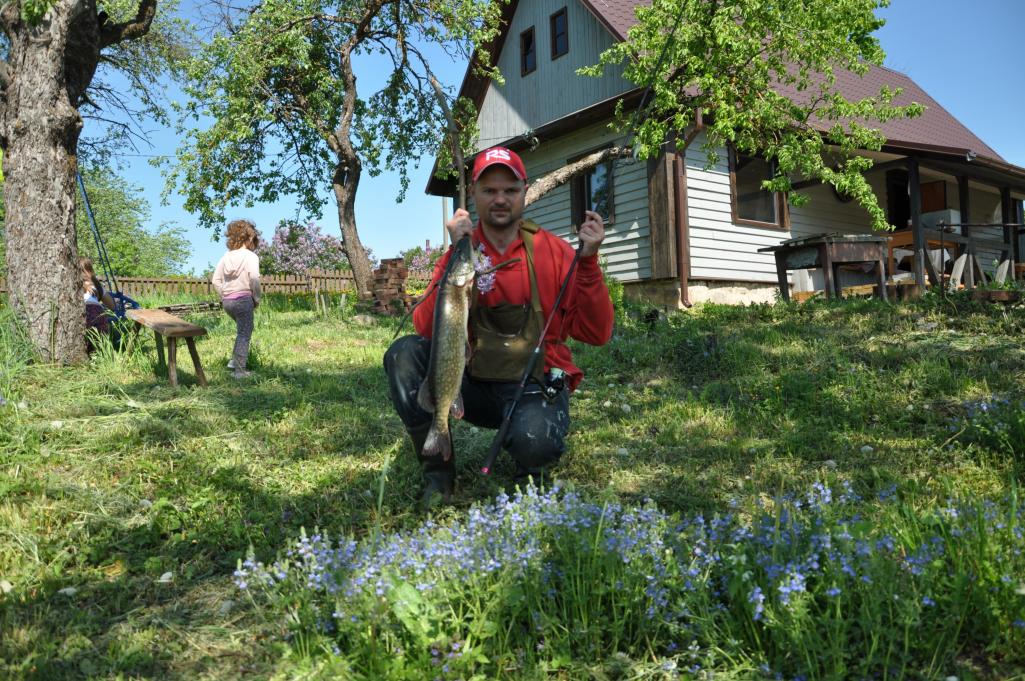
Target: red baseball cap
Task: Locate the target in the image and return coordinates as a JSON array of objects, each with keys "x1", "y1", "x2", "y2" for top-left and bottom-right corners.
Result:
[{"x1": 471, "y1": 146, "x2": 528, "y2": 182}]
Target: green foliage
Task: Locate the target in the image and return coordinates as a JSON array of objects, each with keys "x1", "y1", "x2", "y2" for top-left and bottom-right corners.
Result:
[
  {"x1": 75, "y1": 166, "x2": 191, "y2": 276},
  {"x1": 166, "y1": 0, "x2": 504, "y2": 232},
  {"x1": 0, "y1": 306, "x2": 34, "y2": 399},
  {"x1": 598, "y1": 254, "x2": 625, "y2": 325},
  {"x1": 0, "y1": 166, "x2": 190, "y2": 277},
  {"x1": 19, "y1": 0, "x2": 51, "y2": 24},
  {"x1": 238, "y1": 483, "x2": 1025, "y2": 679},
  {"x1": 956, "y1": 397, "x2": 1025, "y2": 476},
  {"x1": 1, "y1": 297, "x2": 1024, "y2": 678},
  {"x1": 583, "y1": 0, "x2": 923, "y2": 231}
]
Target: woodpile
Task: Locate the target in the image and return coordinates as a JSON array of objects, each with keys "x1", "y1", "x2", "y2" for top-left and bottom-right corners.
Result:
[{"x1": 370, "y1": 258, "x2": 414, "y2": 315}]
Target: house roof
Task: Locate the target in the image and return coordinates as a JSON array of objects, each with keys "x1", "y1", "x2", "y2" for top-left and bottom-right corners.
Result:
[
  {"x1": 430, "y1": 0, "x2": 1018, "y2": 194},
  {"x1": 577, "y1": 0, "x2": 651, "y2": 41},
  {"x1": 575, "y1": 0, "x2": 1003, "y2": 162}
]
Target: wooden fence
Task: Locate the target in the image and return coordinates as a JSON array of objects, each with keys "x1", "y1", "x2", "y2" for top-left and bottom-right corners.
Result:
[{"x1": 0, "y1": 268, "x2": 354, "y2": 297}]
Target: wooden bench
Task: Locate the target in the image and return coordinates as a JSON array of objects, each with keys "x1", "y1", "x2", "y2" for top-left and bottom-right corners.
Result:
[{"x1": 126, "y1": 309, "x2": 208, "y2": 388}]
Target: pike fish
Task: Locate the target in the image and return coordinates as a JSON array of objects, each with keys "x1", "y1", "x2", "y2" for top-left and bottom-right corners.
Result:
[{"x1": 418, "y1": 237, "x2": 476, "y2": 460}]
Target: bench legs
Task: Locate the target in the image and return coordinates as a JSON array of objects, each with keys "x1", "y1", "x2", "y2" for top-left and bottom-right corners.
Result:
[
  {"x1": 153, "y1": 329, "x2": 166, "y2": 369},
  {"x1": 168, "y1": 338, "x2": 178, "y2": 388},
  {"x1": 152, "y1": 334, "x2": 207, "y2": 388},
  {"x1": 186, "y1": 338, "x2": 208, "y2": 387}
]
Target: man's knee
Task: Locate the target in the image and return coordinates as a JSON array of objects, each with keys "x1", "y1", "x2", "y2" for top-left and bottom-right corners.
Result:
[
  {"x1": 384, "y1": 334, "x2": 428, "y2": 379},
  {"x1": 383, "y1": 335, "x2": 431, "y2": 428},
  {"x1": 505, "y1": 408, "x2": 567, "y2": 469}
]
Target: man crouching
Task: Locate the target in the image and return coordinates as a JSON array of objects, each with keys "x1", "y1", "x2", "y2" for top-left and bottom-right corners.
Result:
[{"x1": 383, "y1": 146, "x2": 614, "y2": 508}]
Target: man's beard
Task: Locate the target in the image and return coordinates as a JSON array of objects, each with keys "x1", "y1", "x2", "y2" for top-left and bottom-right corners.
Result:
[{"x1": 484, "y1": 207, "x2": 521, "y2": 229}]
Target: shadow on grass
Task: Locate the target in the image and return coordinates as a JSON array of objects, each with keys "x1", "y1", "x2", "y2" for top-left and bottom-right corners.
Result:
[{"x1": 5, "y1": 296, "x2": 1022, "y2": 678}]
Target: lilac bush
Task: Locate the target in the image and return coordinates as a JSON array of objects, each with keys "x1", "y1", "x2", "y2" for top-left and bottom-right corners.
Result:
[
  {"x1": 400, "y1": 242, "x2": 445, "y2": 295},
  {"x1": 257, "y1": 220, "x2": 350, "y2": 275},
  {"x1": 235, "y1": 482, "x2": 1025, "y2": 679}
]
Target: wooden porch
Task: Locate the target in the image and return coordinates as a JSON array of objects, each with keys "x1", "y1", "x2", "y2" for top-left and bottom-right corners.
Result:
[{"x1": 882, "y1": 156, "x2": 1024, "y2": 293}]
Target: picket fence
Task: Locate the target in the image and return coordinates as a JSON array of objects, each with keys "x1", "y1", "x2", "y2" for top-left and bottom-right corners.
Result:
[{"x1": 0, "y1": 268, "x2": 354, "y2": 297}]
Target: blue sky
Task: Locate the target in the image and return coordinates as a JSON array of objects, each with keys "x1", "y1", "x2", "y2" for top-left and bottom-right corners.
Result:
[{"x1": 106, "y1": 0, "x2": 1025, "y2": 275}]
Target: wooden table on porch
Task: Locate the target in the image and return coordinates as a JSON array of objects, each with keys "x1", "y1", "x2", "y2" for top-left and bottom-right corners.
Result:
[{"x1": 759, "y1": 233, "x2": 889, "y2": 302}]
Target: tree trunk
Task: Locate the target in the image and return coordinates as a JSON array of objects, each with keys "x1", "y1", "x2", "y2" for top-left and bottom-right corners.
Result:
[
  {"x1": 1, "y1": 2, "x2": 96, "y2": 364},
  {"x1": 332, "y1": 158, "x2": 373, "y2": 298},
  {"x1": 524, "y1": 146, "x2": 633, "y2": 207}
]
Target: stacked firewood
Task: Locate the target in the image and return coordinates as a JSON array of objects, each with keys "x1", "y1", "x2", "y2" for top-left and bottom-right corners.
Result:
[{"x1": 371, "y1": 258, "x2": 414, "y2": 315}]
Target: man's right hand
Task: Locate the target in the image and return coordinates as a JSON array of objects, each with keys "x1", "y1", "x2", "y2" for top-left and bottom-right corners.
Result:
[{"x1": 446, "y1": 208, "x2": 474, "y2": 244}]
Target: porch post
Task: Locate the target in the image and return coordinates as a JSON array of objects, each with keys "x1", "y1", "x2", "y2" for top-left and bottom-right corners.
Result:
[
  {"x1": 907, "y1": 157, "x2": 927, "y2": 291},
  {"x1": 1017, "y1": 199, "x2": 1025, "y2": 272},
  {"x1": 958, "y1": 176, "x2": 974, "y2": 288},
  {"x1": 1000, "y1": 187, "x2": 1014, "y2": 264}
]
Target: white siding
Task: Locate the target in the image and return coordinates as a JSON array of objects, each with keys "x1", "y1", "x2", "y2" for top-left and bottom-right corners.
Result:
[
  {"x1": 477, "y1": 0, "x2": 634, "y2": 148},
  {"x1": 517, "y1": 120, "x2": 651, "y2": 282},
  {"x1": 685, "y1": 129, "x2": 885, "y2": 284}
]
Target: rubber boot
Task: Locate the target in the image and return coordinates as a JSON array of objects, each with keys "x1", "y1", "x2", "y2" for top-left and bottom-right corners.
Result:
[{"x1": 408, "y1": 424, "x2": 454, "y2": 510}]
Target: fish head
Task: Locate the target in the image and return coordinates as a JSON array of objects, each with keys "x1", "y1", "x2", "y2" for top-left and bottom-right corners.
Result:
[{"x1": 448, "y1": 238, "x2": 476, "y2": 289}]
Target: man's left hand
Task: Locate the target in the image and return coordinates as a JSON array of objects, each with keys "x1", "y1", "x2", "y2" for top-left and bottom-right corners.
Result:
[{"x1": 578, "y1": 210, "x2": 605, "y2": 258}]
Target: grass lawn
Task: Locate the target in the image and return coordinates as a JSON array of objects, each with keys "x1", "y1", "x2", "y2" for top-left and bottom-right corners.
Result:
[{"x1": 1, "y1": 292, "x2": 1024, "y2": 679}]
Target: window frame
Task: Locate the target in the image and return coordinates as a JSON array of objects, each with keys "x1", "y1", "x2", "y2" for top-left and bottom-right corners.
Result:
[
  {"x1": 520, "y1": 27, "x2": 537, "y2": 76},
  {"x1": 728, "y1": 147, "x2": 788, "y2": 230},
  {"x1": 550, "y1": 7, "x2": 569, "y2": 60},
  {"x1": 569, "y1": 145, "x2": 615, "y2": 229}
]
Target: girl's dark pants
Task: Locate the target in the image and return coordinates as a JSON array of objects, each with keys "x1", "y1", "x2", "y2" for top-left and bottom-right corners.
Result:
[
  {"x1": 383, "y1": 335, "x2": 569, "y2": 483},
  {"x1": 222, "y1": 297, "x2": 254, "y2": 370}
]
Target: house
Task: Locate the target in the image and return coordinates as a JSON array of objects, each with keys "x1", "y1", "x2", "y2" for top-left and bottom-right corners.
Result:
[{"x1": 427, "y1": 0, "x2": 1025, "y2": 305}]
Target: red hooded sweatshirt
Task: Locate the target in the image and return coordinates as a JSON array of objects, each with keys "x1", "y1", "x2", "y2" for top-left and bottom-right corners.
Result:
[{"x1": 413, "y1": 222, "x2": 614, "y2": 392}]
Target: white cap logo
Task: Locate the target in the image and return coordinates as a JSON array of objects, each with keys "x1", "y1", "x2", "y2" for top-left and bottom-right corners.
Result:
[{"x1": 485, "y1": 149, "x2": 512, "y2": 162}]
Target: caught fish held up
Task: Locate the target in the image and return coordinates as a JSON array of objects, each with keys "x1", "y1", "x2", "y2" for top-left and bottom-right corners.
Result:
[{"x1": 418, "y1": 237, "x2": 476, "y2": 460}]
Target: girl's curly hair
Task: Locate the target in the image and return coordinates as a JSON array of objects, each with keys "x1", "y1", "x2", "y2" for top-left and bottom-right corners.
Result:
[{"x1": 226, "y1": 219, "x2": 259, "y2": 250}]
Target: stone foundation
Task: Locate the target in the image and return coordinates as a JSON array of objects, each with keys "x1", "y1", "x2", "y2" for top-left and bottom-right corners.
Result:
[{"x1": 623, "y1": 279, "x2": 781, "y2": 307}]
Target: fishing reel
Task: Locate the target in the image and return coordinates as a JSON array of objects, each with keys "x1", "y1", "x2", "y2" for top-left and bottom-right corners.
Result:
[{"x1": 543, "y1": 367, "x2": 566, "y2": 402}]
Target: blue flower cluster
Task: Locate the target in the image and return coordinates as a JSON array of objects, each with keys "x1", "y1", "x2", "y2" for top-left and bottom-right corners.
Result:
[{"x1": 235, "y1": 481, "x2": 1025, "y2": 678}]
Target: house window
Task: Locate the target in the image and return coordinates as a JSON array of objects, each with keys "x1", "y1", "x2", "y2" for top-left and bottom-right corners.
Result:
[
  {"x1": 550, "y1": 8, "x2": 568, "y2": 59},
  {"x1": 520, "y1": 28, "x2": 536, "y2": 75},
  {"x1": 730, "y1": 148, "x2": 784, "y2": 228},
  {"x1": 570, "y1": 150, "x2": 614, "y2": 228}
]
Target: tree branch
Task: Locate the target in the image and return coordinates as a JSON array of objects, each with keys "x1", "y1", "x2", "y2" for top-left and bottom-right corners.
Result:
[
  {"x1": 100, "y1": 0, "x2": 158, "y2": 48},
  {"x1": 525, "y1": 147, "x2": 633, "y2": 206}
]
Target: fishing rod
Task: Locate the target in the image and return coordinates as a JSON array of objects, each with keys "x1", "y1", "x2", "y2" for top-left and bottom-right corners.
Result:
[
  {"x1": 480, "y1": 241, "x2": 583, "y2": 475},
  {"x1": 392, "y1": 77, "x2": 469, "y2": 339}
]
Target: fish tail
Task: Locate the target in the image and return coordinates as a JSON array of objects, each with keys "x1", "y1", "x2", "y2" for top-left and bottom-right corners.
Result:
[{"x1": 421, "y1": 422, "x2": 452, "y2": 461}]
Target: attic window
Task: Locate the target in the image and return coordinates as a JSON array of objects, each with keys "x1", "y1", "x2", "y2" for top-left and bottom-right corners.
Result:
[
  {"x1": 520, "y1": 27, "x2": 536, "y2": 76},
  {"x1": 729, "y1": 148, "x2": 786, "y2": 229},
  {"x1": 550, "y1": 8, "x2": 568, "y2": 59}
]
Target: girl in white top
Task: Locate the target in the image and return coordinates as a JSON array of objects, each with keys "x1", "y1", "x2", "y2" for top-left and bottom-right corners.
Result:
[{"x1": 212, "y1": 220, "x2": 262, "y2": 378}]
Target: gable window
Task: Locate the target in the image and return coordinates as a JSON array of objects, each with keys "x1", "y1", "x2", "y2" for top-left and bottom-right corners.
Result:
[
  {"x1": 730, "y1": 148, "x2": 786, "y2": 228},
  {"x1": 520, "y1": 27, "x2": 536, "y2": 75},
  {"x1": 550, "y1": 8, "x2": 568, "y2": 59},
  {"x1": 570, "y1": 148, "x2": 614, "y2": 228}
]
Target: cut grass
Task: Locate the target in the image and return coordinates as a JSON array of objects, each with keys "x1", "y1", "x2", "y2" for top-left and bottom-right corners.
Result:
[{"x1": 0, "y1": 291, "x2": 1023, "y2": 678}]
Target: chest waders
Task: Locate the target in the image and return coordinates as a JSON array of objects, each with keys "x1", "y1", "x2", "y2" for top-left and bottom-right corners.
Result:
[
  {"x1": 480, "y1": 234, "x2": 585, "y2": 475},
  {"x1": 467, "y1": 221, "x2": 546, "y2": 386}
]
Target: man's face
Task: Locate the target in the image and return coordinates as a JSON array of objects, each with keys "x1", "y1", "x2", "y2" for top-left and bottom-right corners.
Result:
[{"x1": 472, "y1": 165, "x2": 527, "y2": 230}]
